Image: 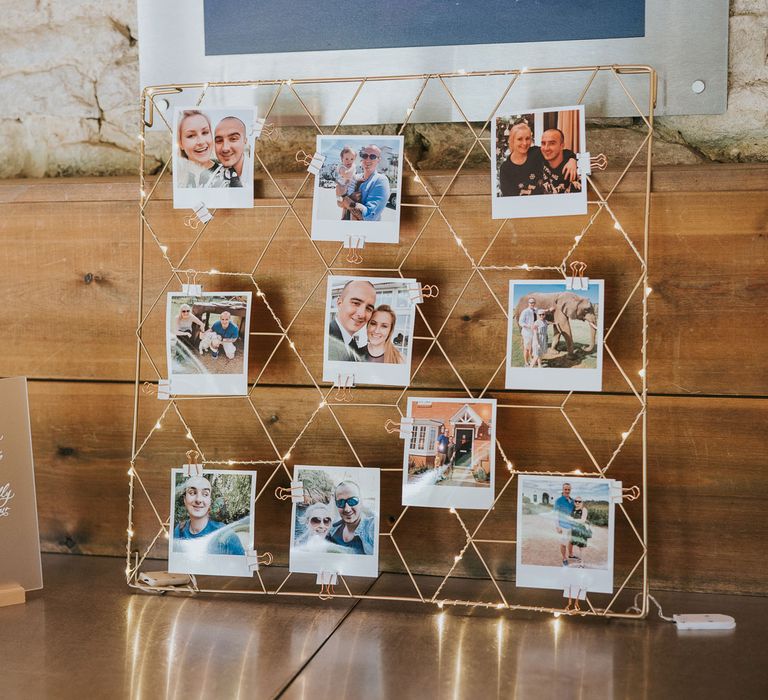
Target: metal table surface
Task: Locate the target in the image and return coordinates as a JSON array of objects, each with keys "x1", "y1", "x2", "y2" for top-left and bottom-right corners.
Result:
[{"x1": 2, "y1": 554, "x2": 766, "y2": 699}]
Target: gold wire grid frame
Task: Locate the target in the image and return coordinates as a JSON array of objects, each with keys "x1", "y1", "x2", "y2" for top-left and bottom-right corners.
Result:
[{"x1": 129, "y1": 64, "x2": 655, "y2": 619}]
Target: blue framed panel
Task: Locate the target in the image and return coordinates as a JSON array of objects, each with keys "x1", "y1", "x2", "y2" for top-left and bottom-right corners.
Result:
[{"x1": 203, "y1": 1, "x2": 645, "y2": 56}]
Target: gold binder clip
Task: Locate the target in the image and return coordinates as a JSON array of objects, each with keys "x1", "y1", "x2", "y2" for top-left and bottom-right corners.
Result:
[
  {"x1": 623, "y1": 485, "x2": 641, "y2": 502},
  {"x1": 566, "y1": 261, "x2": 589, "y2": 290},
  {"x1": 383, "y1": 419, "x2": 400, "y2": 434},
  {"x1": 296, "y1": 150, "x2": 326, "y2": 174},
  {"x1": 590, "y1": 153, "x2": 608, "y2": 171},
  {"x1": 565, "y1": 595, "x2": 582, "y2": 613},
  {"x1": 333, "y1": 374, "x2": 354, "y2": 402},
  {"x1": 184, "y1": 202, "x2": 213, "y2": 230},
  {"x1": 246, "y1": 550, "x2": 274, "y2": 571},
  {"x1": 254, "y1": 118, "x2": 278, "y2": 141},
  {"x1": 295, "y1": 150, "x2": 312, "y2": 167},
  {"x1": 384, "y1": 417, "x2": 414, "y2": 439},
  {"x1": 141, "y1": 382, "x2": 157, "y2": 396},
  {"x1": 317, "y1": 571, "x2": 337, "y2": 600},
  {"x1": 409, "y1": 283, "x2": 440, "y2": 303},
  {"x1": 274, "y1": 482, "x2": 304, "y2": 502},
  {"x1": 344, "y1": 235, "x2": 365, "y2": 264},
  {"x1": 186, "y1": 450, "x2": 200, "y2": 464}
]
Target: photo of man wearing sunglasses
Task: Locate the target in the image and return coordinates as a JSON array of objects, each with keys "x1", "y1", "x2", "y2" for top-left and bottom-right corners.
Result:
[
  {"x1": 311, "y1": 135, "x2": 404, "y2": 244},
  {"x1": 326, "y1": 480, "x2": 376, "y2": 555},
  {"x1": 290, "y1": 466, "x2": 381, "y2": 577},
  {"x1": 339, "y1": 145, "x2": 390, "y2": 222}
]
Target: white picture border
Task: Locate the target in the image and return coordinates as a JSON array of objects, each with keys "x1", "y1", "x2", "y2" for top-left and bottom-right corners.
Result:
[
  {"x1": 505, "y1": 279, "x2": 604, "y2": 392},
  {"x1": 289, "y1": 465, "x2": 380, "y2": 578},
  {"x1": 168, "y1": 467, "x2": 257, "y2": 578},
  {"x1": 167, "y1": 291, "x2": 252, "y2": 396},
  {"x1": 311, "y1": 135, "x2": 405, "y2": 244},
  {"x1": 515, "y1": 474, "x2": 617, "y2": 594},
  {"x1": 322, "y1": 275, "x2": 416, "y2": 387},
  {"x1": 491, "y1": 104, "x2": 587, "y2": 220},
  {"x1": 401, "y1": 397, "x2": 497, "y2": 510},
  {"x1": 172, "y1": 107, "x2": 255, "y2": 210}
]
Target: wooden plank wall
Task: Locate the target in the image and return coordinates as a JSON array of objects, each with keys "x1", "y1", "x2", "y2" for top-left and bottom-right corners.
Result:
[{"x1": 2, "y1": 164, "x2": 766, "y2": 596}]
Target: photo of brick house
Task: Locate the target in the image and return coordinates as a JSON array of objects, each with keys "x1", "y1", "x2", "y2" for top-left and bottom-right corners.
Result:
[{"x1": 406, "y1": 400, "x2": 495, "y2": 488}]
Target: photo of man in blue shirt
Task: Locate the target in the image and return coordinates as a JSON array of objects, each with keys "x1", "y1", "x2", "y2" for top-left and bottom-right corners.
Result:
[{"x1": 554, "y1": 482, "x2": 575, "y2": 566}]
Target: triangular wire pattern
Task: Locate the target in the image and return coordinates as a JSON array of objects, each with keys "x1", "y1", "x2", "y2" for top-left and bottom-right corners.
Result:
[{"x1": 130, "y1": 65, "x2": 655, "y2": 619}]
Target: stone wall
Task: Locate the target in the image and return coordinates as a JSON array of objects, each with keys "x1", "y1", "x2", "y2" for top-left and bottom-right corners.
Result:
[{"x1": 1, "y1": 0, "x2": 766, "y2": 178}]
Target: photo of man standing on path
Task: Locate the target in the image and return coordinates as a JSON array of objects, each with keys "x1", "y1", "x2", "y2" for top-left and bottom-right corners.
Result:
[
  {"x1": 402, "y1": 397, "x2": 498, "y2": 510},
  {"x1": 516, "y1": 475, "x2": 617, "y2": 594}
]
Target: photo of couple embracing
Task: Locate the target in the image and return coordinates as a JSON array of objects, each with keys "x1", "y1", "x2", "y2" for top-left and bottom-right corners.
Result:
[{"x1": 323, "y1": 276, "x2": 416, "y2": 387}]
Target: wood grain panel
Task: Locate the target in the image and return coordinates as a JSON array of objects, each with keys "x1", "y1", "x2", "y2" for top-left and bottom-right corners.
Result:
[
  {"x1": 28, "y1": 381, "x2": 767, "y2": 594},
  {"x1": 3, "y1": 164, "x2": 768, "y2": 203},
  {"x1": 3, "y1": 170, "x2": 767, "y2": 394}
]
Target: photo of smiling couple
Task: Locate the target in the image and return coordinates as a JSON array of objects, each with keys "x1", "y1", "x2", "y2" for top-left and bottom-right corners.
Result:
[
  {"x1": 172, "y1": 107, "x2": 255, "y2": 209},
  {"x1": 290, "y1": 466, "x2": 380, "y2": 578},
  {"x1": 323, "y1": 276, "x2": 417, "y2": 387}
]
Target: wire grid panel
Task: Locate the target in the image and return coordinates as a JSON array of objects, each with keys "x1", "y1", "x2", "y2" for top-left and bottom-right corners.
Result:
[{"x1": 128, "y1": 65, "x2": 655, "y2": 619}]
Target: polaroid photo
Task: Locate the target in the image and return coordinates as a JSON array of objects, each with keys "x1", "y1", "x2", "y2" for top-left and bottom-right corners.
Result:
[
  {"x1": 310, "y1": 135, "x2": 405, "y2": 243},
  {"x1": 401, "y1": 397, "x2": 498, "y2": 510},
  {"x1": 289, "y1": 465, "x2": 380, "y2": 578},
  {"x1": 491, "y1": 104, "x2": 587, "y2": 220},
  {"x1": 168, "y1": 468, "x2": 257, "y2": 578},
  {"x1": 505, "y1": 279, "x2": 604, "y2": 392},
  {"x1": 516, "y1": 475, "x2": 618, "y2": 594},
  {"x1": 322, "y1": 275, "x2": 417, "y2": 387},
  {"x1": 167, "y1": 291, "x2": 252, "y2": 396},
  {"x1": 172, "y1": 107, "x2": 255, "y2": 209}
]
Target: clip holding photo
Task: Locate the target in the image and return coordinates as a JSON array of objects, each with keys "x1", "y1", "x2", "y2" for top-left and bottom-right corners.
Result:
[
  {"x1": 253, "y1": 117, "x2": 278, "y2": 141},
  {"x1": 409, "y1": 283, "x2": 440, "y2": 304},
  {"x1": 296, "y1": 150, "x2": 326, "y2": 175},
  {"x1": 317, "y1": 570, "x2": 338, "y2": 600},
  {"x1": 246, "y1": 550, "x2": 273, "y2": 572},
  {"x1": 181, "y1": 271, "x2": 202, "y2": 296},
  {"x1": 622, "y1": 485, "x2": 641, "y2": 502},
  {"x1": 182, "y1": 450, "x2": 204, "y2": 477},
  {"x1": 157, "y1": 379, "x2": 170, "y2": 400},
  {"x1": 576, "y1": 151, "x2": 608, "y2": 177},
  {"x1": 275, "y1": 481, "x2": 305, "y2": 503},
  {"x1": 333, "y1": 373, "x2": 355, "y2": 402},
  {"x1": 566, "y1": 261, "x2": 589, "y2": 291},
  {"x1": 344, "y1": 235, "x2": 366, "y2": 264},
  {"x1": 564, "y1": 584, "x2": 587, "y2": 611},
  {"x1": 384, "y1": 417, "x2": 414, "y2": 440},
  {"x1": 184, "y1": 202, "x2": 213, "y2": 230}
]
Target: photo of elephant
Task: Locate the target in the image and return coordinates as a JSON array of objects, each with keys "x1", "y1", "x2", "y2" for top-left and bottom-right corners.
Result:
[{"x1": 506, "y1": 280, "x2": 604, "y2": 392}]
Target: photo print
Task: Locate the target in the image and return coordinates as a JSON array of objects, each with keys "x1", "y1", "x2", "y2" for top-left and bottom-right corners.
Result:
[
  {"x1": 505, "y1": 280, "x2": 604, "y2": 392},
  {"x1": 491, "y1": 104, "x2": 587, "y2": 220},
  {"x1": 168, "y1": 468, "x2": 257, "y2": 577},
  {"x1": 166, "y1": 291, "x2": 252, "y2": 396},
  {"x1": 172, "y1": 107, "x2": 255, "y2": 209},
  {"x1": 310, "y1": 135, "x2": 405, "y2": 243},
  {"x1": 322, "y1": 275, "x2": 417, "y2": 387},
  {"x1": 516, "y1": 475, "x2": 617, "y2": 594},
  {"x1": 402, "y1": 397, "x2": 498, "y2": 510},
  {"x1": 289, "y1": 465, "x2": 380, "y2": 578}
]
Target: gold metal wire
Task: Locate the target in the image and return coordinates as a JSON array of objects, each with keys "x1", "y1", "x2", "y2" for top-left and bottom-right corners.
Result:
[{"x1": 128, "y1": 64, "x2": 654, "y2": 619}]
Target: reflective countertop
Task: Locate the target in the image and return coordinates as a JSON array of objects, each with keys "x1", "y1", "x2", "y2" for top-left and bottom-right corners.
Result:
[{"x1": 1, "y1": 555, "x2": 765, "y2": 699}]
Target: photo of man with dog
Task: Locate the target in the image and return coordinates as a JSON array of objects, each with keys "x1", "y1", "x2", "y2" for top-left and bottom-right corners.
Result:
[{"x1": 166, "y1": 292, "x2": 252, "y2": 396}]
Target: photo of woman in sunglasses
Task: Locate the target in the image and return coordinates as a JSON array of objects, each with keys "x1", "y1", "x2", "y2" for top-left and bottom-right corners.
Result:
[
  {"x1": 290, "y1": 466, "x2": 381, "y2": 577},
  {"x1": 310, "y1": 135, "x2": 405, "y2": 244}
]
